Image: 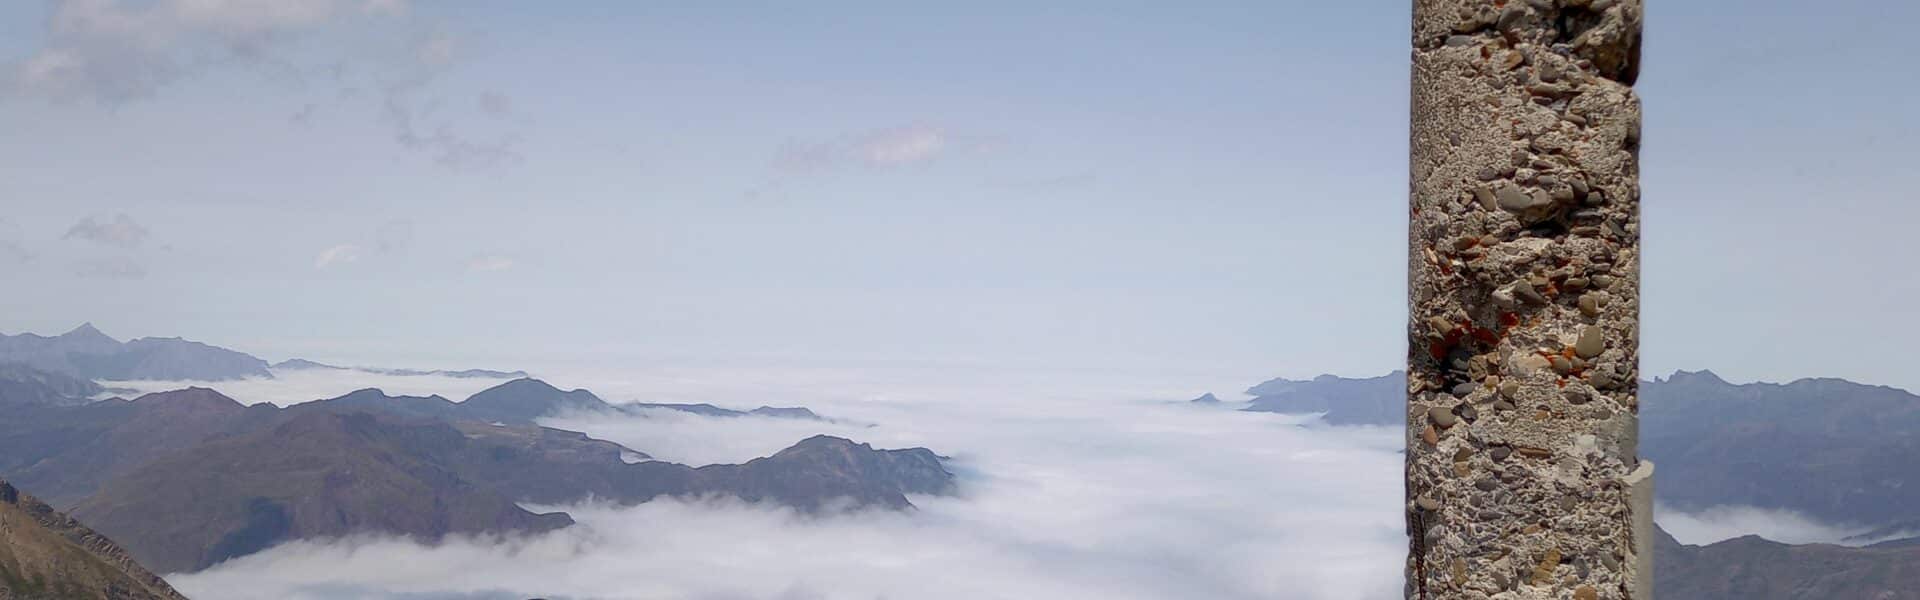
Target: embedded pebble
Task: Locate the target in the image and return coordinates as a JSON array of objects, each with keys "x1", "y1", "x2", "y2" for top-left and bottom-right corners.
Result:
[
  {"x1": 1550, "y1": 355, "x2": 1573, "y2": 374},
  {"x1": 1496, "y1": 185, "x2": 1535, "y2": 212},
  {"x1": 1514, "y1": 354, "x2": 1551, "y2": 374},
  {"x1": 1513, "y1": 280, "x2": 1548, "y2": 304},
  {"x1": 1418, "y1": 496, "x2": 1442, "y2": 511},
  {"x1": 1579, "y1": 292, "x2": 1607, "y2": 317},
  {"x1": 1430, "y1": 406, "x2": 1459, "y2": 428},
  {"x1": 1575, "y1": 325, "x2": 1606, "y2": 358}
]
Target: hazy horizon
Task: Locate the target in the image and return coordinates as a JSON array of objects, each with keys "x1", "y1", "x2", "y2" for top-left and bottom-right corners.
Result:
[{"x1": 3, "y1": 1, "x2": 1917, "y2": 392}]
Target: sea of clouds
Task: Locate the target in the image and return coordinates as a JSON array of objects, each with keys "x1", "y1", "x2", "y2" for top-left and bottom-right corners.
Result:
[
  {"x1": 148, "y1": 364, "x2": 1408, "y2": 599},
  {"x1": 125, "y1": 362, "x2": 1859, "y2": 599}
]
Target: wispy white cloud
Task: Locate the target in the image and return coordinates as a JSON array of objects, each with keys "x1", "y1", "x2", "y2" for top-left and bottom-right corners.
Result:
[
  {"x1": 775, "y1": 124, "x2": 960, "y2": 173},
  {"x1": 464, "y1": 255, "x2": 515, "y2": 273},
  {"x1": 5, "y1": 0, "x2": 413, "y2": 103},
  {"x1": 856, "y1": 125, "x2": 946, "y2": 166},
  {"x1": 63, "y1": 213, "x2": 150, "y2": 248},
  {"x1": 72, "y1": 255, "x2": 147, "y2": 279},
  {"x1": 314, "y1": 244, "x2": 363, "y2": 269},
  {"x1": 1657, "y1": 503, "x2": 1875, "y2": 546}
]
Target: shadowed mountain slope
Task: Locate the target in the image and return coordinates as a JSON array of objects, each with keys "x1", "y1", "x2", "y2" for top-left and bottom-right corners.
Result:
[
  {"x1": 0, "y1": 364, "x2": 103, "y2": 408},
  {"x1": 1239, "y1": 369, "x2": 1920, "y2": 529},
  {"x1": 1657, "y1": 524, "x2": 1920, "y2": 599},
  {"x1": 0, "y1": 383, "x2": 954, "y2": 574},
  {"x1": 68, "y1": 412, "x2": 575, "y2": 574}
]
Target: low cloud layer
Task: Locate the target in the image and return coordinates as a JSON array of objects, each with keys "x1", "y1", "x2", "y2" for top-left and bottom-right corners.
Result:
[
  {"x1": 163, "y1": 365, "x2": 1408, "y2": 599},
  {"x1": 1656, "y1": 503, "x2": 1874, "y2": 546},
  {"x1": 108, "y1": 367, "x2": 519, "y2": 407}
]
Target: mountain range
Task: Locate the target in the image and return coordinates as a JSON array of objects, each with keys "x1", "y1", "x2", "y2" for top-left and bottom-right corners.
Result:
[
  {"x1": 0, "y1": 324, "x2": 535, "y2": 385},
  {"x1": 0, "y1": 324, "x2": 269, "y2": 382},
  {"x1": 1228, "y1": 369, "x2": 1920, "y2": 598},
  {"x1": 1656, "y1": 524, "x2": 1920, "y2": 599},
  {"x1": 270, "y1": 358, "x2": 529, "y2": 380},
  {"x1": 0, "y1": 376, "x2": 955, "y2": 575}
]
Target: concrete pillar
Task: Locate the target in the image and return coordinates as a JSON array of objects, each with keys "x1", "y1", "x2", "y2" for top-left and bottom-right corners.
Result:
[{"x1": 1407, "y1": 1, "x2": 1645, "y2": 598}]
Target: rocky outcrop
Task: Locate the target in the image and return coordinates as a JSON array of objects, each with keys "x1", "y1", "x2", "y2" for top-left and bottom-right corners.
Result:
[
  {"x1": 1409, "y1": 0, "x2": 1645, "y2": 597},
  {"x1": 0, "y1": 478, "x2": 187, "y2": 600}
]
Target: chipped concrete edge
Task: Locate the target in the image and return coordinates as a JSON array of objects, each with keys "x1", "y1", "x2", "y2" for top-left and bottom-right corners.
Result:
[{"x1": 1624, "y1": 460, "x2": 1654, "y2": 599}]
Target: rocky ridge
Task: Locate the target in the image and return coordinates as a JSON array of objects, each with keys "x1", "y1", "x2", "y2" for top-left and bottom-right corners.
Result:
[{"x1": 0, "y1": 478, "x2": 187, "y2": 600}]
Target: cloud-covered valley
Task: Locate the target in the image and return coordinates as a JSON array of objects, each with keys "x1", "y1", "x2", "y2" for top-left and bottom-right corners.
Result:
[{"x1": 155, "y1": 366, "x2": 1408, "y2": 600}]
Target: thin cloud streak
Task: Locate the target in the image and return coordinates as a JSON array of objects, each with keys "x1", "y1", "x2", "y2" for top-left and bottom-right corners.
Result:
[{"x1": 314, "y1": 244, "x2": 363, "y2": 269}]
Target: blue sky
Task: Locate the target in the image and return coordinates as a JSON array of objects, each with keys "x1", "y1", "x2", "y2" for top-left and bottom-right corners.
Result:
[{"x1": 0, "y1": 1, "x2": 1915, "y2": 389}]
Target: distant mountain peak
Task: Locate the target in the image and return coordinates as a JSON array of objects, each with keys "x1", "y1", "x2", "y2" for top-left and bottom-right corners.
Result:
[
  {"x1": 272, "y1": 358, "x2": 346, "y2": 370},
  {"x1": 1665, "y1": 369, "x2": 1728, "y2": 385},
  {"x1": 64, "y1": 321, "x2": 109, "y2": 337},
  {"x1": 1190, "y1": 393, "x2": 1221, "y2": 404},
  {"x1": 131, "y1": 387, "x2": 246, "y2": 412}
]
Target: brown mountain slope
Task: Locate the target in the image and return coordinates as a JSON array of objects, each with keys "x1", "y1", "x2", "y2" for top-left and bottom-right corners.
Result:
[
  {"x1": 68, "y1": 412, "x2": 573, "y2": 575},
  {"x1": 0, "y1": 479, "x2": 186, "y2": 600},
  {"x1": 1, "y1": 384, "x2": 956, "y2": 575},
  {"x1": 6, "y1": 389, "x2": 267, "y2": 507}
]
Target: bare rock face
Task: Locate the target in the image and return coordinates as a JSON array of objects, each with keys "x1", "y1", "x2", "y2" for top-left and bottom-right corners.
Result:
[
  {"x1": 0, "y1": 478, "x2": 188, "y2": 600},
  {"x1": 1409, "y1": 1, "x2": 1644, "y2": 598}
]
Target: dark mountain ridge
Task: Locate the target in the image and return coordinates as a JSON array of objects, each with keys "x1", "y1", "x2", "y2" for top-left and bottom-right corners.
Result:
[
  {"x1": 1657, "y1": 523, "x2": 1920, "y2": 599},
  {"x1": 0, "y1": 381, "x2": 954, "y2": 574},
  {"x1": 1235, "y1": 368, "x2": 1920, "y2": 599}
]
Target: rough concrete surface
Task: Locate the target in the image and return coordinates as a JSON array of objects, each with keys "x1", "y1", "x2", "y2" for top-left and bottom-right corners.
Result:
[{"x1": 1408, "y1": 0, "x2": 1645, "y2": 598}]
